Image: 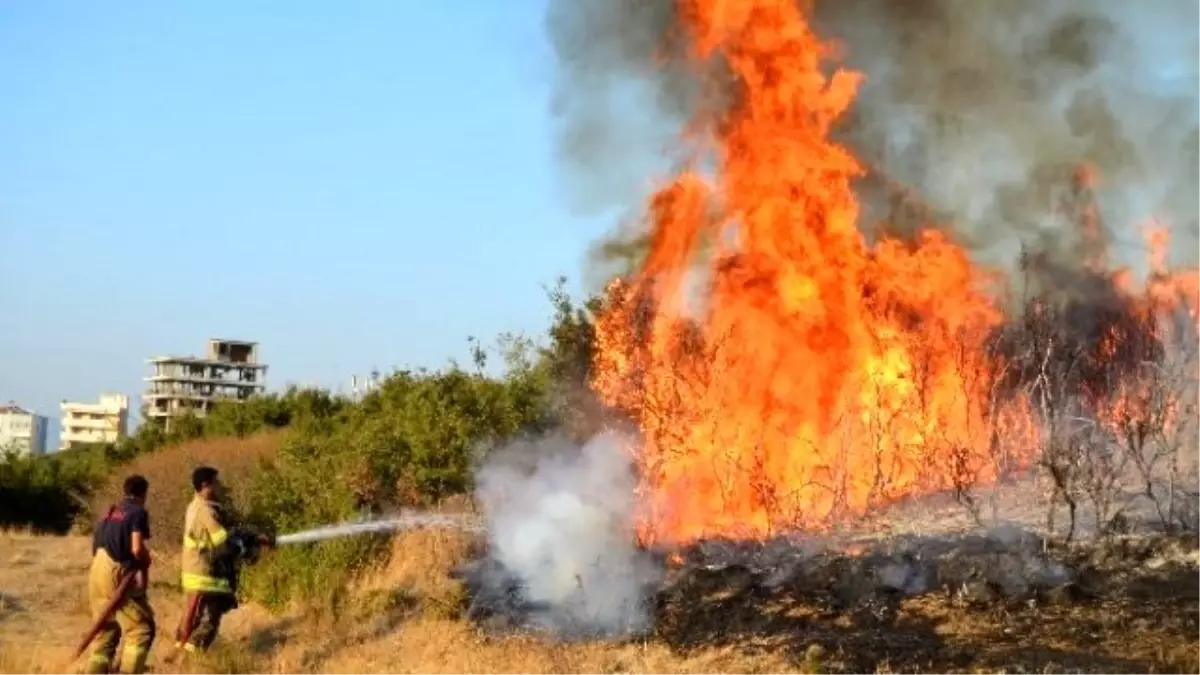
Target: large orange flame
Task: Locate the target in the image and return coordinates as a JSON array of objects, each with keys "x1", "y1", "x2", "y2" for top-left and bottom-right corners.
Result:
[{"x1": 590, "y1": 0, "x2": 1198, "y2": 547}]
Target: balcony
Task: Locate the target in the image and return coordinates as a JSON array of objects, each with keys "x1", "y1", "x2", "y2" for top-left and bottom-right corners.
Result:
[
  {"x1": 145, "y1": 374, "x2": 265, "y2": 388},
  {"x1": 62, "y1": 416, "x2": 120, "y2": 431},
  {"x1": 61, "y1": 428, "x2": 118, "y2": 444}
]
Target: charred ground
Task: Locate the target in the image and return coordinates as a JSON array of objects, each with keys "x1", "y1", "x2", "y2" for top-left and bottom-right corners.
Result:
[{"x1": 457, "y1": 528, "x2": 1199, "y2": 674}]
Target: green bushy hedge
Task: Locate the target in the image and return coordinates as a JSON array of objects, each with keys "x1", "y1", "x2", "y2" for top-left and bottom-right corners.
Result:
[
  {"x1": 240, "y1": 357, "x2": 557, "y2": 612},
  {"x1": 1, "y1": 443, "x2": 129, "y2": 533}
]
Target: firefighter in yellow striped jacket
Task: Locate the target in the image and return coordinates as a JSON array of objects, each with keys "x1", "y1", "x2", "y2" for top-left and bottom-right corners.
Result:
[{"x1": 175, "y1": 466, "x2": 270, "y2": 654}]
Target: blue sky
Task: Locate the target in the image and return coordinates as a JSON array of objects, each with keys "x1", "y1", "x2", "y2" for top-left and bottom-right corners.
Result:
[{"x1": 0, "y1": 0, "x2": 615, "y2": 445}]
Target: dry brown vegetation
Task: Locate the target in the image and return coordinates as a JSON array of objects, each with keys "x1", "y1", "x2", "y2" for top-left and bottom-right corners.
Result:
[
  {"x1": 87, "y1": 432, "x2": 284, "y2": 544},
  {"x1": 2, "y1": 523, "x2": 1197, "y2": 674}
]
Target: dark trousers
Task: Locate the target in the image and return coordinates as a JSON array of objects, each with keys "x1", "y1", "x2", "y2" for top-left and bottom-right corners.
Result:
[{"x1": 176, "y1": 593, "x2": 237, "y2": 652}]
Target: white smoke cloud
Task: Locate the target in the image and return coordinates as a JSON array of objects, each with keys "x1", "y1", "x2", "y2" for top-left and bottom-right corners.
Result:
[{"x1": 473, "y1": 431, "x2": 662, "y2": 637}]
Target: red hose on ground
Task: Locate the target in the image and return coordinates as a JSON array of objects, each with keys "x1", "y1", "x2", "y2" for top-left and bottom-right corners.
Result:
[
  {"x1": 71, "y1": 571, "x2": 138, "y2": 662},
  {"x1": 175, "y1": 592, "x2": 203, "y2": 651}
]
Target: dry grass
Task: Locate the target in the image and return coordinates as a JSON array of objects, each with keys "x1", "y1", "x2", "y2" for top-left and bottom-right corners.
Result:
[
  {"x1": 87, "y1": 432, "x2": 284, "y2": 545},
  {"x1": 2, "y1": 526, "x2": 1196, "y2": 674},
  {"x1": 0, "y1": 529, "x2": 796, "y2": 674}
]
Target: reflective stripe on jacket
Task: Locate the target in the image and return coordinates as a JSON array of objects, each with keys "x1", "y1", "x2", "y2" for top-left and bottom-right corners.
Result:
[{"x1": 180, "y1": 495, "x2": 233, "y2": 595}]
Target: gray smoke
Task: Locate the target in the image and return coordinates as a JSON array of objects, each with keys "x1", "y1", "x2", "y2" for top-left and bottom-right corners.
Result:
[
  {"x1": 546, "y1": 0, "x2": 691, "y2": 220},
  {"x1": 473, "y1": 431, "x2": 662, "y2": 637},
  {"x1": 547, "y1": 0, "x2": 1199, "y2": 276},
  {"x1": 815, "y1": 0, "x2": 1200, "y2": 272}
]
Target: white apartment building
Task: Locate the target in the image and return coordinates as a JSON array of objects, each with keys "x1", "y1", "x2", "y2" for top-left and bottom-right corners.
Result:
[
  {"x1": 0, "y1": 403, "x2": 49, "y2": 457},
  {"x1": 60, "y1": 393, "x2": 130, "y2": 450}
]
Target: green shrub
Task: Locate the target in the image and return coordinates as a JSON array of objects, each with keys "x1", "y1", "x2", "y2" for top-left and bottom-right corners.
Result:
[
  {"x1": 0, "y1": 444, "x2": 113, "y2": 533},
  {"x1": 239, "y1": 359, "x2": 556, "y2": 611}
]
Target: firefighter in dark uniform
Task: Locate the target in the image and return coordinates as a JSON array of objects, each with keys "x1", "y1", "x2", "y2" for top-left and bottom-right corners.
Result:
[
  {"x1": 175, "y1": 466, "x2": 272, "y2": 654},
  {"x1": 86, "y1": 474, "x2": 157, "y2": 674}
]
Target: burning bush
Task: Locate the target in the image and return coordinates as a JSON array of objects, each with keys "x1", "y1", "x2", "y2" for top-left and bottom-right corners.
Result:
[{"x1": 581, "y1": 0, "x2": 1200, "y2": 549}]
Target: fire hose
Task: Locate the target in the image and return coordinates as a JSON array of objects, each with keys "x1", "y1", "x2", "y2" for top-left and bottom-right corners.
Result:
[
  {"x1": 173, "y1": 587, "x2": 204, "y2": 654},
  {"x1": 72, "y1": 514, "x2": 477, "y2": 664},
  {"x1": 173, "y1": 531, "x2": 274, "y2": 651},
  {"x1": 70, "y1": 566, "x2": 143, "y2": 663},
  {"x1": 71, "y1": 533, "x2": 272, "y2": 664}
]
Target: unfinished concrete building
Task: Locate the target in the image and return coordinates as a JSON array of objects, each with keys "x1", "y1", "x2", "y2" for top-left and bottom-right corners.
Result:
[{"x1": 144, "y1": 338, "x2": 268, "y2": 428}]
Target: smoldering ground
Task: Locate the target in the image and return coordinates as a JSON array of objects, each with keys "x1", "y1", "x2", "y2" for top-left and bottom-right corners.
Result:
[
  {"x1": 456, "y1": 444, "x2": 1199, "y2": 667},
  {"x1": 462, "y1": 431, "x2": 663, "y2": 638},
  {"x1": 546, "y1": 0, "x2": 1199, "y2": 279}
]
